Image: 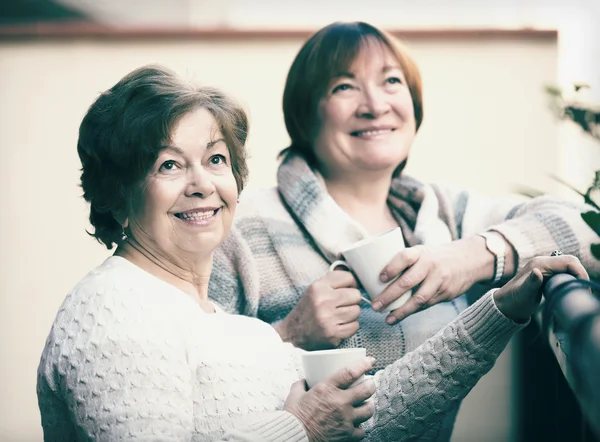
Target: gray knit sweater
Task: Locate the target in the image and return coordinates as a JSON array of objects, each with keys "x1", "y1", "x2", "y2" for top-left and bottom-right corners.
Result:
[
  {"x1": 209, "y1": 154, "x2": 599, "y2": 441},
  {"x1": 38, "y1": 256, "x2": 524, "y2": 441}
]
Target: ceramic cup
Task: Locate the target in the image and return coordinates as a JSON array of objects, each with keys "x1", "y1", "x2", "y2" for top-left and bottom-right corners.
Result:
[
  {"x1": 301, "y1": 348, "x2": 368, "y2": 389},
  {"x1": 329, "y1": 227, "x2": 412, "y2": 313}
]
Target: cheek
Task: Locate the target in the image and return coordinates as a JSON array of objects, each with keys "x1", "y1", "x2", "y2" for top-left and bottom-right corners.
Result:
[
  {"x1": 330, "y1": 108, "x2": 350, "y2": 130},
  {"x1": 318, "y1": 101, "x2": 350, "y2": 135},
  {"x1": 135, "y1": 181, "x2": 180, "y2": 226},
  {"x1": 394, "y1": 92, "x2": 416, "y2": 122},
  {"x1": 216, "y1": 172, "x2": 239, "y2": 209}
]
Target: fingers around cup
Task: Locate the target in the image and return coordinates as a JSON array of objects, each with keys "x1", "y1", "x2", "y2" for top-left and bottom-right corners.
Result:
[
  {"x1": 329, "y1": 356, "x2": 376, "y2": 389},
  {"x1": 379, "y1": 290, "x2": 413, "y2": 313},
  {"x1": 353, "y1": 399, "x2": 376, "y2": 425},
  {"x1": 328, "y1": 260, "x2": 372, "y2": 306},
  {"x1": 330, "y1": 260, "x2": 351, "y2": 272},
  {"x1": 349, "y1": 375, "x2": 376, "y2": 404}
]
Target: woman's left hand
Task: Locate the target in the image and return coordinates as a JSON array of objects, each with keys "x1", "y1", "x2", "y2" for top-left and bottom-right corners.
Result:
[{"x1": 372, "y1": 236, "x2": 508, "y2": 324}]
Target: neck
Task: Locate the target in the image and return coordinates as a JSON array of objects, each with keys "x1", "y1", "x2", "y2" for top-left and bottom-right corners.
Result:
[
  {"x1": 115, "y1": 238, "x2": 214, "y2": 311},
  {"x1": 324, "y1": 171, "x2": 398, "y2": 235}
]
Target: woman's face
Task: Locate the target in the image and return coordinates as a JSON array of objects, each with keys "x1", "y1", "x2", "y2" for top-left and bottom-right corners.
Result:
[
  {"x1": 312, "y1": 39, "x2": 416, "y2": 179},
  {"x1": 127, "y1": 107, "x2": 238, "y2": 263}
]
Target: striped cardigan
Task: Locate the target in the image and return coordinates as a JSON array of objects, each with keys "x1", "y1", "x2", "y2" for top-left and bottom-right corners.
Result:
[{"x1": 209, "y1": 153, "x2": 598, "y2": 441}]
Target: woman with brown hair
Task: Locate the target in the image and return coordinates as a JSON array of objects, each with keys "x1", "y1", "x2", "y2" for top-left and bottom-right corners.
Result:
[{"x1": 210, "y1": 21, "x2": 599, "y2": 441}]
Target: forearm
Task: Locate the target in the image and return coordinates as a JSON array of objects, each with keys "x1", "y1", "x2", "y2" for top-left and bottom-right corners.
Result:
[
  {"x1": 458, "y1": 234, "x2": 517, "y2": 283},
  {"x1": 365, "y1": 291, "x2": 525, "y2": 441},
  {"x1": 489, "y1": 197, "x2": 599, "y2": 277},
  {"x1": 458, "y1": 191, "x2": 600, "y2": 279}
]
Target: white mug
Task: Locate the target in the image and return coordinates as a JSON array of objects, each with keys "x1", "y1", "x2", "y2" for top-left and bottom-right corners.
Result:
[
  {"x1": 301, "y1": 348, "x2": 367, "y2": 389},
  {"x1": 329, "y1": 227, "x2": 412, "y2": 313}
]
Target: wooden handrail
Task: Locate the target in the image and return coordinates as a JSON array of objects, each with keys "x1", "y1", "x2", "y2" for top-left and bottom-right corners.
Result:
[
  {"x1": 540, "y1": 274, "x2": 600, "y2": 438},
  {"x1": 0, "y1": 21, "x2": 558, "y2": 41}
]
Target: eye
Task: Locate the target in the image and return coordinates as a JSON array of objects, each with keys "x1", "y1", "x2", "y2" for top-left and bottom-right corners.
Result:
[
  {"x1": 386, "y1": 77, "x2": 402, "y2": 85},
  {"x1": 159, "y1": 160, "x2": 179, "y2": 172},
  {"x1": 332, "y1": 83, "x2": 353, "y2": 94},
  {"x1": 209, "y1": 154, "x2": 227, "y2": 166}
]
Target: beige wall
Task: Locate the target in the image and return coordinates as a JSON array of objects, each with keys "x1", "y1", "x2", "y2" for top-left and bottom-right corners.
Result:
[{"x1": 0, "y1": 34, "x2": 558, "y2": 441}]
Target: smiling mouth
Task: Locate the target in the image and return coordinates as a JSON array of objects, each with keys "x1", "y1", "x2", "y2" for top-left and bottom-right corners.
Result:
[
  {"x1": 174, "y1": 208, "x2": 221, "y2": 222},
  {"x1": 350, "y1": 128, "x2": 396, "y2": 137}
]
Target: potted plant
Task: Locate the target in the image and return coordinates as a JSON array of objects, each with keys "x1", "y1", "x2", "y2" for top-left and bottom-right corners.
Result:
[{"x1": 545, "y1": 84, "x2": 600, "y2": 259}]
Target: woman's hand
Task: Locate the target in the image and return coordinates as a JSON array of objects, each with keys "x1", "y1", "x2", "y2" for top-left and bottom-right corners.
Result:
[
  {"x1": 284, "y1": 357, "x2": 376, "y2": 442},
  {"x1": 274, "y1": 271, "x2": 362, "y2": 350},
  {"x1": 493, "y1": 255, "x2": 589, "y2": 322},
  {"x1": 373, "y1": 236, "x2": 507, "y2": 324}
]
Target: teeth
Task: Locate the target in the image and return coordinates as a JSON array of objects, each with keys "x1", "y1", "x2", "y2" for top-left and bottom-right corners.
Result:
[
  {"x1": 179, "y1": 210, "x2": 216, "y2": 220},
  {"x1": 356, "y1": 129, "x2": 392, "y2": 136}
]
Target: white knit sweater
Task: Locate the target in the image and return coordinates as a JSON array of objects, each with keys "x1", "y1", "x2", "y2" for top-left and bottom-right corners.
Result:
[{"x1": 37, "y1": 256, "x2": 525, "y2": 441}]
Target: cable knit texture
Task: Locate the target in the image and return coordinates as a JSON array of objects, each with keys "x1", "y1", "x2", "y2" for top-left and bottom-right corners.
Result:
[
  {"x1": 38, "y1": 256, "x2": 525, "y2": 441},
  {"x1": 209, "y1": 153, "x2": 599, "y2": 441}
]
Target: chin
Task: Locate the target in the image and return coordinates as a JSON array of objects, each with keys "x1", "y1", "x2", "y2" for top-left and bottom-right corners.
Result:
[
  {"x1": 184, "y1": 233, "x2": 227, "y2": 255},
  {"x1": 359, "y1": 156, "x2": 407, "y2": 173}
]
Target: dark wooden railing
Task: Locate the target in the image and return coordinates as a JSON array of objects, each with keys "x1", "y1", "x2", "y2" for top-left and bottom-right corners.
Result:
[
  {"x1": 520, "y1": 275, "x2": 600, "y2": 441},
  {"x1": 542, "y1": 275, "x2": 600, "y2": 436}
]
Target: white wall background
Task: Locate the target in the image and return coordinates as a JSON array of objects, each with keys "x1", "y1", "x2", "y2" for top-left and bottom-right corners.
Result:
[
  {"x1": 0, "y1": 32, "x2": 560, "y2": 441},
  {"x1": 53, "y1": 0, "x2": 600, "y2": 193}
]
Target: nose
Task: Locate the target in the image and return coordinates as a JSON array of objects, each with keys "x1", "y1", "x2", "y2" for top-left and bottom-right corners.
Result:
[
  {"x1": 356, "y1": 86, "x2": 391, "y2": 119},
  {"x1": 184, "y1": 164, "x2": 216, "y2": 198}
]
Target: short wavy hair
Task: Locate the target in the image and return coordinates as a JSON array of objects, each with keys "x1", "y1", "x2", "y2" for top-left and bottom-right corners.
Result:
[
  {"x1": 78, "y1": 65, "x2": 249, "y2": 249},
  {"x1": 281, "y1": 21, "x2": 423, "y2": 176}
]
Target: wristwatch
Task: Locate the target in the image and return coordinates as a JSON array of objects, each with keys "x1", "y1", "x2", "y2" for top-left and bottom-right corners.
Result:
[{"x1": 479, "y1": 232, "x2": 506, "y2": 284}]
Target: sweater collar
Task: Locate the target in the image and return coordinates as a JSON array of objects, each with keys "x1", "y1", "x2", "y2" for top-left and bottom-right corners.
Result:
[{"x1": 276, "y1": 154, "x2": 448, "y2": 263}]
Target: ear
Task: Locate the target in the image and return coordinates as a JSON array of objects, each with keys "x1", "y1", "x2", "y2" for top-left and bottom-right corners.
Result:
[{"x1": 113, "y1": 211, "x2": 128, "y2": 228}]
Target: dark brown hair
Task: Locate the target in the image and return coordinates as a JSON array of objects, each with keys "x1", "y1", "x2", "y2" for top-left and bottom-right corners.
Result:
[
  {"x1": 78, "y1": 64, "x2": 249, "y2": 249},
  {"x1": 281, "y1": 21, "x2": 423, "y2": 173}
]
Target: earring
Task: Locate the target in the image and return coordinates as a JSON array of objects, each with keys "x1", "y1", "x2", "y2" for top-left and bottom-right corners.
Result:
[{"x1": 121, "y1": 226, "x2": 128, "y2": 241}]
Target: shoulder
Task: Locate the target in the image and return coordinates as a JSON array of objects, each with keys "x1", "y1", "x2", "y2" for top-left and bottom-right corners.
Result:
[
  {"x1": 416, "y1": 179, "x2": 525, "y2": 217},
  {"x1": 60, "y1": 256, "x2": 167, "y2": 318},
  {"x1": 51, "y1": 256, "x2": 139, "y2": 326},
  {"x1": 222, "y1": 185, "x2": 299, "y2": 250},
  {"x1": 235, "y1": 187, "x2": 294, "y2": 224},
  {"x1": 38, "y1": 257, "x2": 203, "y2": 405},
  {"x1": 39, "y1": 257, "x2": 194, "y2": 368}
]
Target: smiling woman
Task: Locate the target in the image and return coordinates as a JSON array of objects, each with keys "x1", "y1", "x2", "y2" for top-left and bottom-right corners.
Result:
[
  {"x1": 281, "y1": 22, "x2": 422, "y2": 179},
  {"x1": 76, "y1": 65, "x2": 248, "y2": 251},
  {"x1": 120, "y1": 108, "x2": 239, "y2": 290},
  {"x1": 313, "y1": 39, "x2": 416, "y2": 181}
]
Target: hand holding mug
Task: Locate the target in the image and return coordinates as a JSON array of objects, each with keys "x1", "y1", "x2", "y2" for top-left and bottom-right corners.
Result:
[
  {"x1": 284, "y1": 356, "x2": 377, "y2": 442},
  {"x1": 373, "y1": 236, "x2": 503, "y2": 324},
  {"x1": 330, "y1": 228, "x2": 413, "y2": 313},
  {"x1": 275, "y1": 271, "x2": 362, "y2": 350}
]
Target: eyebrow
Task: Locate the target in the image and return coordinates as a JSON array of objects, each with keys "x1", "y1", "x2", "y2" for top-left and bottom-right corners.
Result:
[
  {"x1": 206, "y1": 138, "x2": 226, "y2": 149},
  {"x1": 163, "y1": 138, "x2": 226, "y2": 153},
  {"x1": 382, "y1": 65, "x2": 402, "y2": 74},
  {"x1": 332, "y1": 65, "x2": 403, "y2": 80}
]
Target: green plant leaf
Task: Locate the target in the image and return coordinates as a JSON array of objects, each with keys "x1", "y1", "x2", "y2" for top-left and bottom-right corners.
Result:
[
  {"x1": 545, "y1": 85, "x2": 563, "y2": 97},
  {"x1": 512, "y1": 185, "x2": 545, "y2": 199},
  {"x1": 549, "y1": 174, "x2": 586, "y2": 199},
  {"x1": 582, "y1": 211, "x2": 600, "y2": 236},
  {"x1": 591, "y1": 244, "x2": 600, "y2": 260}
]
